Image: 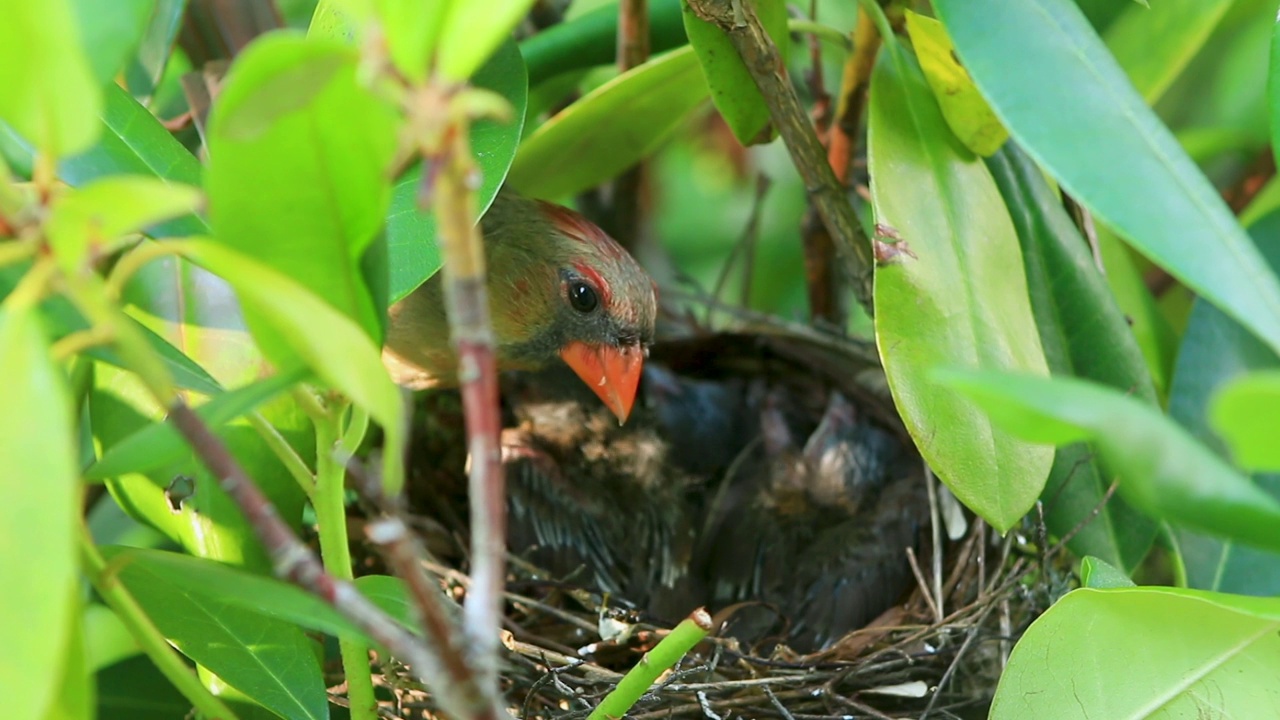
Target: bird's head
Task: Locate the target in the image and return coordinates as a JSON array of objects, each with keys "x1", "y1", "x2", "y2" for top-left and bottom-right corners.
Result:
[{"x1": 483, "y1": 193, "x2": 657, "y2": 423}]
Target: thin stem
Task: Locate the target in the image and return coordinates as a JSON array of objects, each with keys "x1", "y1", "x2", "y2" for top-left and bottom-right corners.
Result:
[
  {"x1": 787, "y1": 18, "x2": 851, "y2": 49},
  {"x1": 81, "y1": 524, "x2": 241, "y2": 720},
  {"x1": 51, "y1": 326, "x2": 115, "y2": 362},
  {"x1": 247, "y1": 412, "x2": 316, "y2": 496},
  {"x1": 105, "y1": 240, "x2": 191, "y2": 299},
  {"x1": 587, "y1": 609, "x2": 713, "y2": 720},
  {"x1": 313, "y1": 406, "x2": 378, "y2": 720}
]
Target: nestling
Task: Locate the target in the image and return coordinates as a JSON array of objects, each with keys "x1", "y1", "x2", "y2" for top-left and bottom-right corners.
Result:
[{"x1": 383, "y1": 190, "x2": 658, "y2": 422}]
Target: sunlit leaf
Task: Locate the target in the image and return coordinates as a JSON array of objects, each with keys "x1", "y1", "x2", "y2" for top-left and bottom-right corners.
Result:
[
  {"x1": 0, "y1": 0, "x2": 101, "y2": 156},
  {"x1": 45, "y1": 177, "x2": 201, "y2": 268},
  {"x1": 992, "y1": 587, "x2": 1280, "y2": 719},
  {"x1": 207, "y1": 32, "x2": 399, "y2": 337},
  {"x1": 510, "y1": 46, "x2": 708, "y2": 201},
  {"x1": 436, "y1": 0, "x2": 537, "y2": 80},
  {"x1": 0, "y1": 306, "x2": 79, "y2": 720},
  {"x1": 69, "y1": 0, "x2": 156, "y2": 87}
]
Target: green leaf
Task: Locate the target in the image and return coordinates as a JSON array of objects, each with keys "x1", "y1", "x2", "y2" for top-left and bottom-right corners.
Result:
[
  {"x1": 1097, "y1": 227, "x2": 1178, "y2": 400},
  {"x1": 207, "y1": 32, "x2": 399, "y2": 337},
  {"x1": 353, "y1": 575, "x2": 420, "y2": 631},
  {"x1": 0, "y1": 0, "x2": 101, "y2": 157},
  {"x1": 933, "y1": 0, "x2": 1280, "y2": 359},
  {"x1": 1104, "y1": 0, "x2": 1233, "y2": 103},
  {"x1": 104, "y1": 547, "x2": 366, "y2": 641},
  {"x1": 1080, "y1": 556, "x2": 1136, "y2": 589},
  {"x1": 376, "y1": 0, "x2": 449, "y2": 81},
  {"x1": 681, "y1": 0, "x2": 787, "y2": 145},
  {"x1": 106, "y1": 548, "x2": 329, "y2": 720},
  {"x1": 436, "y1": 0, "x2": 538, "y2": 80},
  {"x1": 0, "y1": 306, "x2": 79, "y2": 720},
  {"x1": 70, "y1": 0, "x2": 156, "y2": 87},
  {"x1": 509, "y1": 46, "x2": 708, "y2": 201},
  {"x1": 904, "y1": 11, "x2": 1008, "y2": 156},
  {"x1": 520, "y1": 0, "x2": 688, "y2": 86},
  {"x1": 46, "y1": 177, "x2": 201, "y2": 268},
  {"x1": 387, "y1": 38, "x2": 527, "y2": 301},
  {"x1": 42, "y1": 598, "x2": 93, "y2": 720},
  {"x1": 174, "y1": 239, "x2": 403, "y2": 452},
  {"x1": 87, "y1": 368, "x2": 306, "y2": 479},
  {"x1": 123, "y1": 0, "x2": 188, "y2": 102},
  {"x1": 867, "y1": 46, "x2": 1052, "y2": 532},
  {"x1": 991, "y1": 587, "x2": 1280, "y2": 719},
  {"x1": 986, "y1": 143, "x2": 1157, "y2": 573},
  {"x1": 95, "y1": 656, "x2": 191, "y2": 720},
  {"x1": 937, "y1": 370, "x2": 1280, "y2": 554},
  {"x1": 1168, "y1": 211, "x2": 1280, "y2": 595},
  {"x1": 1211, "y1": 371, "x2": 1280, "y2": 471}
]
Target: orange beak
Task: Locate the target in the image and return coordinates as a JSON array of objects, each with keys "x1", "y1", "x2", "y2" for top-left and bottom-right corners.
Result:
[{"x1": 558, "y1": 341, "x2": 644, "y2": 424}]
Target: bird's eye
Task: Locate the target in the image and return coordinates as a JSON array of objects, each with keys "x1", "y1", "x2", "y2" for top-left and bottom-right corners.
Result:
[{"x1": 568, "y1": 281, "x2": 599, "y2": 313}]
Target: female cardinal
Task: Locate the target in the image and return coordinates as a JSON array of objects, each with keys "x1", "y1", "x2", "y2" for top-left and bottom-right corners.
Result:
[{"x1": 383, "y1": 190, "x2": 657, "y2": 422}]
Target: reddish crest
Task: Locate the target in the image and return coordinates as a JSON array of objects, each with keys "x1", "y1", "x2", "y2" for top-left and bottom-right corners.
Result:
[{"x1": 536, "y1": 200, "x2": 631, "y2": 263}]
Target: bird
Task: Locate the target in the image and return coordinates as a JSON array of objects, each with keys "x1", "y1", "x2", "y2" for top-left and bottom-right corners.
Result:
[
  {"x1": 487, "y1": 332, "x2": 930, "y2": 653},
  {"x1": 383, "y1": 190, "x2": 658, "y2": 422}
]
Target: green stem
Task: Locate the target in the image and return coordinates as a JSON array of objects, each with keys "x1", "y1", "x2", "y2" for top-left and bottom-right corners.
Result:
[
  {"x1": 105, "y1": 239, "x2": 191, "y2": 299},
  {"x1": 588, "y1": 609, "x2": 713, "y2": 720},
  {"x1": 247, "y1": 412, "x2": 316, "y2": 496},
  {"x1": 80, "y1": 525, "x2": 241, "y2": 720},
  {"x1": 854, "y1": 0, "x2": 897, "y2": 52},
  {"x1": 786, "y1": 19, "x2": 852, "y2": 50},
  {"x1": 313, "y1": 406, "x2": 378, "y2": 720}
]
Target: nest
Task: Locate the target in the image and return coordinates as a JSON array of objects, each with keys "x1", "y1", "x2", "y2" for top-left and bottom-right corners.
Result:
[{"x1": 358, "y1": 326, "x2": 1068, "y2": 719}]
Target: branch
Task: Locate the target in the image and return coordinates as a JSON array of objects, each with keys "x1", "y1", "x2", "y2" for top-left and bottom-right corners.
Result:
[
  {"x1": 165, "y1": 400, "x2": 506, "y2": 720},
  {"x1": 430, "y1": 112, "x2": 508, "y2": 701},
  {"x1": 686, "y1": 0, "x2": 875, "y2": 312}
]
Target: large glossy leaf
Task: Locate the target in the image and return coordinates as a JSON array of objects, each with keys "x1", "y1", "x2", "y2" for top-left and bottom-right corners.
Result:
[
  {"x1": 509, "y1": 46, "x2": 708, "y2": 201},
  {"x1": 106, "y1": 548, "x2": 329, "y2": 720},
  {"x1": 991, "y1": 587, "x2": 1280, "y2": 719},
  {"x1": 1103, "y1": 0, "x2": 1233, "y2": 103},
  {"x1": 938, "y1": 370, "x2": 1280, "y2": 554},
  {"x1": 986, "y1": 144, "x2": 1157, "y2": 572},
  {"x1": 0, "y1": 0, "x2": 100, "y2": 156},
  {"x1": 387, "y1": 38, "x2": 527, "y2": 301},
  {"x1": 105, "y1": 547, "x2": 365, "y2": 640},
  {"x1": 69, "y1": 0, "x2": 155, "y2": 87},
  {"x1": 933, "y1": 0, "x2": 1280, "y2": 359},
  {"x1": 174, "y1": 239, "x2": 403, "y2": 446},
  {"x1": 206, "y1": 32, "x2": 399, "y2": 337},
  {"x1": 1167, "y1": 212, "x2": 1280, "y2": 595},
  {"x1": 867, "y1": 45, "x2": 1052, "y2": 532},
  {"x1": 681, "y1": 0, "x2": 787, "y2": 145},
  {"x1": 0, "y1": 306, "x2": 79, "y2": 720},
  {"x1": 435, "y1": 0, "x2": 538, "y2": 80}
]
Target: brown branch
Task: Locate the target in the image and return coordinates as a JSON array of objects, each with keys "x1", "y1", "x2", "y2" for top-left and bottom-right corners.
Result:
[
  {"x1": 798, "y1": 6, "x2": 880, "y2": 326},
  {"x1": 431, "y1": 123, "x2": 508, "y2": 699},
  {"x1": 607, "y1": 0, "x2": 652, "y2": 253},
  {"x1": 165, "y1": 401, "x2": 505, "y2": 720},
  {"x1": 686, "y1": 0, "x2": 875, "y2": 313}
]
